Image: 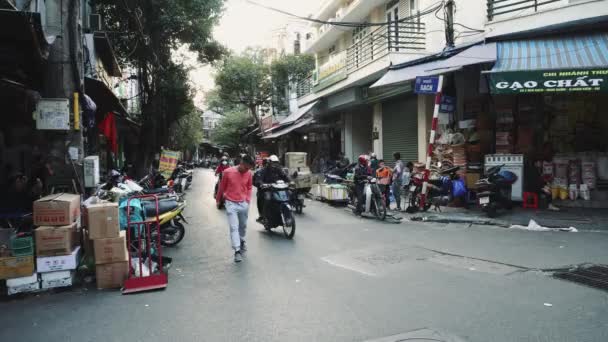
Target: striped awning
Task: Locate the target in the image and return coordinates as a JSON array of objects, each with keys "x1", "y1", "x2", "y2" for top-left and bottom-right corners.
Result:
[
  {"x1": 491, "y1": 33, "x2": 608, "y2": 72},
  {"x1": 488, "y1": 33, "x2": 608, "y2": 94}
]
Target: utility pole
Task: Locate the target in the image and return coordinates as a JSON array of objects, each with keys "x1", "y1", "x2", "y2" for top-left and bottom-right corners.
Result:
[{"x1": 445, "y1": 0, "x2": 455, "y2": 49}]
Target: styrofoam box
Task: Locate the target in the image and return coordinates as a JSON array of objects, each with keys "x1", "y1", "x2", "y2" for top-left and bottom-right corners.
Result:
[
  {"x1": 41, "y1": 270, "x2": 74, "y2": 289},
  {"x1": 7, "y1": 273, "x2": 40, "y2": 295},
  {"x1": 36, "y1": 246, "x2": 81, "y2": 273}
]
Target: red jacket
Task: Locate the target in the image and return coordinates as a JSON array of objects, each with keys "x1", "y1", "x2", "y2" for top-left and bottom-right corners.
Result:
[{"x1": 215, "y1": 163, "x2": 230, "y2": 175}]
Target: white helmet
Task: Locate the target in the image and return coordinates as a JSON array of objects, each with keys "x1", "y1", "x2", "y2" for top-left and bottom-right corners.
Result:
[{"x1": 269, "y1": 155, "x2": 279, "y2": 162}]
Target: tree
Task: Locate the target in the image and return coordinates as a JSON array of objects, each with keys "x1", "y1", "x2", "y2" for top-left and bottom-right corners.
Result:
[
  {"x1": 214, "y1": 48, "x2": 273, "y2": 126},
  {"x1": 96, "y1": 0, "x2": 226, "y2": 172},
  {"x1": 211, "y1": 110, "x2": 250, "y2": 149},
  {"x1": 270, "y1": 54, "x2": 315, "y2": 113},
  {"x1": 167, "y1": 109, "x2": 203, "y2": 153}
]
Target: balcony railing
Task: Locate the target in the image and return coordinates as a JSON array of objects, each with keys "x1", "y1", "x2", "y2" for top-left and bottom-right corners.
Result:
[
  {"x1": 487, "y1": 0, "x2": 562, "y2": 21},
  {"x1": 346, "y1": 21, "x2": 425, "y2": 72},
  {"x1": 297, "y1": 20, "x2": 426, "y2": 98}
]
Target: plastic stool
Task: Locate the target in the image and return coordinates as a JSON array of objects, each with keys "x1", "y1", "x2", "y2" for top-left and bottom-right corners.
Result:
[{"x1": 522, "y1": 192, "x2": 539, "y2": 209}]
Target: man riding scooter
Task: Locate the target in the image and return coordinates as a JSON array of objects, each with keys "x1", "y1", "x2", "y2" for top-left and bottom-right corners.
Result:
[
  {"x1": 255, "y1": 155, "x2": 289, "y2": 223},
  {"x1": 353, "y1": 155, "x2": 371, "y2": 215}
]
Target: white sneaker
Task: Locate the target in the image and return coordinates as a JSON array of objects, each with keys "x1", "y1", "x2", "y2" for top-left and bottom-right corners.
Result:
[{"x1": 548, "y1": 204, "x2": 560, "y2": 211}]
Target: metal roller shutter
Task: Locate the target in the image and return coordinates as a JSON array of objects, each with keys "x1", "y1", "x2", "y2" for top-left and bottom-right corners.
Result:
[{"x1": 382, "y1": 96, "x2": 418, "y2": 166}]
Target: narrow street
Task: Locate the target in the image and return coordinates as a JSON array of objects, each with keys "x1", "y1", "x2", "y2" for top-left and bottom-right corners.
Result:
[{"x1": 2, "y1": 169, "x2": 608, "y2": 342}]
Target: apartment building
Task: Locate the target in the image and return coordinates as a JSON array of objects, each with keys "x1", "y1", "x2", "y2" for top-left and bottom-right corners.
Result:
[{"x1": 278, "y1": 0, "x2": 608, "y2": 169}]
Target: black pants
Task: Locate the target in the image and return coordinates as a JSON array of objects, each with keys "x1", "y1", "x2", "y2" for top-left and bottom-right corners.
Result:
[
  {"x1": 355, "y1": 183, "x2": 365, "y2": 213},
  {"x1": 257, "y1": 193, "x2": 265, "y2": 217},
  {"x1": 380, "y1": 184, "x2": 391, "y2": 207}
]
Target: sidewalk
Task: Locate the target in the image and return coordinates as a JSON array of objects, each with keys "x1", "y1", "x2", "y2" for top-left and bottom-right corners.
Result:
[{"x1": 406, "y1": 206, "x2": 608, "y2": 231}]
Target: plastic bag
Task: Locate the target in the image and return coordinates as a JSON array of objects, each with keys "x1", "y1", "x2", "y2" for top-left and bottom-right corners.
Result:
[{"x1": 452, "y1": 179, "x2": 467, "y2": 198}]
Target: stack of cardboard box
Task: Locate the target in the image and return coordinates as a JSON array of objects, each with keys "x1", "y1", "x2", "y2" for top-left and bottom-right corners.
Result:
[
  {"x1": 33, "y1": 193, "x2": 82, "y2": 291},
  {"x1": 85, "y1": 202, "x2": 129, "y2": 289}
]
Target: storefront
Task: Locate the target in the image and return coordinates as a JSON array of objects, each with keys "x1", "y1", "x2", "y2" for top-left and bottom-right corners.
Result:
[{"x1": 484, "y1": 32, "x2": 608, "y2": 207}]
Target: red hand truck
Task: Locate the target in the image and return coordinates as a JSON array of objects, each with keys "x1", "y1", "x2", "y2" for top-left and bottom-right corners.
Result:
[{"x1": 122, "y1": 194, "x2": 168, "y2": 294}]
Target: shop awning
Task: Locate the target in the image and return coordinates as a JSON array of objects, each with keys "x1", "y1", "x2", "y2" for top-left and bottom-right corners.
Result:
[
  {"x1": 371, "y1": 43, "x2": 496, "y2": 88},
  {"x1": 487, "y1": 33, "x2": 608, "y2": 94},
  {"x1": 93, "y1": 32, "x2": 122, "y2": 77},
  {"x1": 85, "y1": 77, "x2": 128, "y2": 116},
  {"x1": 279, "y1": 101, "x2": 319, "y2": 126},
  {"x1": 262, "y1": 117, "x2": 314, "y2": 139}
]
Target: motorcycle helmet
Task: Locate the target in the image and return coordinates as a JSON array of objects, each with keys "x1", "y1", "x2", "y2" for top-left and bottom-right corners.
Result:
[
  {"x1": 358, "y1": 155, "x2": 368, "y2": 165},
  {"x1": 269, "y1": 155, "x2": 279, "y2": 163}
]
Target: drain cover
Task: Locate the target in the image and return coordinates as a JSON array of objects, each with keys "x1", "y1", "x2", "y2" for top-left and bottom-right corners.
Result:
[{"x1": 553, "y1": 265, "x2": 608, "y2": 292}]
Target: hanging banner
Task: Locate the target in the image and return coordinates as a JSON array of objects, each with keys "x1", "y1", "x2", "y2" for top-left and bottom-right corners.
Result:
[
  {"x1": 159, "y1": 150, "x2": 180, "y2": 177},
  {"x1": 488, "y1": 69, "x2": 608, "y2": 94}
]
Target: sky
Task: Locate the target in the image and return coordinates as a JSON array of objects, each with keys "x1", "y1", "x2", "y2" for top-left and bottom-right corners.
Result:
[{"x1": 185, "y1": 0, "x2": 321, "y2": 108}]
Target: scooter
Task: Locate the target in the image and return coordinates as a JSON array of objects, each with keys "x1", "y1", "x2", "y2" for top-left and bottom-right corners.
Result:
[
  {"x1": 353, "y1": 177, "x2": 387, "y2": 220},
  {"x1": 141, "y1": 198, "x2": 188, "y2": 246},
  {"x1": 259, "y1": 181, "x2": 296, "y2": 239},
  {"x1": 475, "y1": 164, "x2": 517, "y2": 218},
  {"x1": 407, "y1": 165, "x2": 461, "y2": 213}
]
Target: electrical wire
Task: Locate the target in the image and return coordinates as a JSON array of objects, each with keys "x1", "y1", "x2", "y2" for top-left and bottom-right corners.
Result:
[{"x1": 245, "y1": 0, "x2": 444, "y2": 28}]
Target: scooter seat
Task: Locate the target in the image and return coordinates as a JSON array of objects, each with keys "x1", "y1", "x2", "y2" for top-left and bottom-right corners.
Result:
[
  {"x1": 143, "y1": 188, "x2": 170, "y2": 194},
  {"x1": 142, "y1": 199, "x2": 178, "y2": 217}
]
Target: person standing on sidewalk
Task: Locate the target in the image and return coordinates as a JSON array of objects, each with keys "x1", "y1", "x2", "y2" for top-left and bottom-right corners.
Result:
[
  {"x1": 216, "y1": 155, "x2": 255, "y2": 263},
  {"x1": 392, "y1": 152, "x2": 404, "y2": 211}
]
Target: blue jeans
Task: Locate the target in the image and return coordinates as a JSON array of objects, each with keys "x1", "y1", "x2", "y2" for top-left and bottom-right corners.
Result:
[{"x1": 225, "y1": 200, "x2": 249, "y2": 251}]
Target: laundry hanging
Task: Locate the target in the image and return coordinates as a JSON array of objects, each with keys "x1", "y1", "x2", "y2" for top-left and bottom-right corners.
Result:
[{"x1": 98, "y1": 112, "x2": 118, "y2": 154}]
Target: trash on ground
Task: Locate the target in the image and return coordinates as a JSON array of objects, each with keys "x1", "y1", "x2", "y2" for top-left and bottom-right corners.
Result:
[{"x1": 509, "y1": 219, "x2": 578, "y2": 232}]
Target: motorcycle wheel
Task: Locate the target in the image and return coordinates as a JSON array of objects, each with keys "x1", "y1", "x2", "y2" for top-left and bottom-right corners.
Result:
[
  {"x1": 282, "y1": 207, "x2": 296, "y2": 239},
  {"x1": 161, "y1": 221, "x2": 186, "y2": 247},
  {"x1": 373, "y1": 196, "x2": 387, "y2": 221},
  {"x1": 295, "y1": 202, "x2": 303, "y2": 214}
]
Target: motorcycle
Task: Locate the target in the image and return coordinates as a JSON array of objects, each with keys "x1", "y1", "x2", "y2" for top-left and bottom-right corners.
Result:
[
  {"x1": 141, "y1": 197, "x2": 188, "y2": 246},
  {"x1": 407, "y1": 165, "x2": 461, "y2": 213},
  {"x1": 259, "y1": 181, "x2": 296, "y2": 239},
  {"x1": 475, "y1": 164, "x2": 517, "y2": 218},
  {"x1": 353, "y1": 177, "x2": 387, "y2": 220},
  {"x1": 170, "y1": 164, "x2": 193, "y2": 193}
]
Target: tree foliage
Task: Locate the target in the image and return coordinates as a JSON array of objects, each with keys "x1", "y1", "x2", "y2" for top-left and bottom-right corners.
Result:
[
  {"x1": 210, "y1": 110, "x2": 250, "y2": 149},
  {"x1": 269, "y1": 54, "x2": 315, "y2": 112},
  {"x1": 95, "y1": 0, "x2": 226, "y2": 170},
  {"x1": 167, "y1": 109, "x2": 203, "y2": 152},
  {"x1": 213, "y1": 48, "x2": 273, "y2": 125}
]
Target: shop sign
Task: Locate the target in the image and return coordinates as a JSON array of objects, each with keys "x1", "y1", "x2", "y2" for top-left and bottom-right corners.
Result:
[
  {"x1": 415, "y1": 76, "x2": 441, "y2": 94},
  {"x1": 489, "y1": 69, "x2": 608, "y2": 94},
  {"x1": 438, "y1": 95, "x2": 455, "y2": 123},
  {"x1": 35, "y1": 98, "x2": 71, "y2": 130},
  {"x1": 312, "y1": 52, "x2": 348, "y2": 92},
  {"x1": 159, "y1": 149, "x2": 180, "y2": 178}
]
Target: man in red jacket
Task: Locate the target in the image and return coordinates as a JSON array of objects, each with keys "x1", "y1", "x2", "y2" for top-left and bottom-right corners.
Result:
[{"x1": 216, "y1": 155, "x2": 255, "y2": 262}]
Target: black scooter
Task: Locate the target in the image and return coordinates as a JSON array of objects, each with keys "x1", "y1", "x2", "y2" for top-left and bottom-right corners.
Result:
[
  {"x1": 475, "y1": 164, "x2": 517, "y2": 218},
  {"x1": 259, "y1": 181, "x2": 296, "y2": 239}
]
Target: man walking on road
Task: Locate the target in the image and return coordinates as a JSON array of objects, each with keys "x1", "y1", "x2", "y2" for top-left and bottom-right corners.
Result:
[
  {"x1": 392, "y1": 152, "x2": 404, "y2": 211},
  {"x1": 216, "y1": 155, "x2": 255, "y2": 262}
]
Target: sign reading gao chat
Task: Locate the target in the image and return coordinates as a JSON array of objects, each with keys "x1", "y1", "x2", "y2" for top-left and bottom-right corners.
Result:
[
  {"x1": 159, "y1": 150, "x2": 181, "y2": 178},
  {"x1": 415, "y1": 76, "x2": 441, "y2": 94}
]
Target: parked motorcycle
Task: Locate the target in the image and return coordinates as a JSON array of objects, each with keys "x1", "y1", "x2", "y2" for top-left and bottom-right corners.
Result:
[
  {"x1": 141, "y1": 198, "x2": 187, "y2": 247},
  {"x1": 170, "y1": 163, "x2": 193, "y2": 193},
  {"x1": 258, "y1": 181, "x2": 296, "y2": 239},
  {"x1": 407, "y1": 165, "x2": 462, "y2": 213},
  {"x1": 475, "y1": 164, "x2": 517, "y2": 218},
  {"x1": 353, "y1": 177, "x2": 387, "y2": 220}
]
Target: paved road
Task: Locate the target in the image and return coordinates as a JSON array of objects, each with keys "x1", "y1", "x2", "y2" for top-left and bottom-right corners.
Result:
[{"x1": 1, "y1": 169, "x2": 608, "y2": 342}]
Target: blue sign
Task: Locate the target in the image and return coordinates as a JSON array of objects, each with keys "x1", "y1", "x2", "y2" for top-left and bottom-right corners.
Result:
[
  {"x1": 439, "y1": 95, "x2": 455, "y2": 114},
  {"x1": 415, "y1": 76, "x2": 440, "y2": 94}
]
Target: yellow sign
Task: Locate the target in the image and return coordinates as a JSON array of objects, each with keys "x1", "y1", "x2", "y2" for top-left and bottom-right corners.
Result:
[{"x1": 159, "y1": 150, "x2": 180, "y2": 177}]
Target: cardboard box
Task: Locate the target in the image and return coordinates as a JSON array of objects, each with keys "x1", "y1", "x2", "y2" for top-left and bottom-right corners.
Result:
[
  {"x1": 36, "y1": 246, "x2": 81, "y2": 273},
  {"x1": 33, "y1": 193, "x2": 81, "y2": 226},
  {"x1": 41, "y1": 270, "x2": 74, "y2": 289},
  {"x1": 35, "y1": 223, "x2": 78, "y2": 256},
  {"x1": 93, "y1": 231, "x2": 127, "y2": 265},
  {"x1": 285, "y1": 152, "x2": 307, "y2": 169},
  {"x1": 465, "y1": 173, "x2": 481, "y2": 189},
  {"x1": 96, "y1": 261, "x2": 129, "y2": 289},
  {"x1": 86, "y1": 202, "x2": 119, "y2": 240},
  {"x1": 7, "y1": 273, "x2": 40, "y2": 295},
  {"x1": 0, "y1": 255, "x2": 35, "y2": 280}
]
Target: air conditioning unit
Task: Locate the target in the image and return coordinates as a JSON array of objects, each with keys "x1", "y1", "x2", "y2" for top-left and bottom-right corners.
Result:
[{"x1": 89, "y1": 14, "x2": 102, "y2": 31}]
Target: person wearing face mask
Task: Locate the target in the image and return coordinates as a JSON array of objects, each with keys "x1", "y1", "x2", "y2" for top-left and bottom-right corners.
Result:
[
  {"x1": 214, "y1": 156, "x2": 231, "y2": 198},
  {"x1": 255, "y1": 155, "x2": 289, "y2": 222}
]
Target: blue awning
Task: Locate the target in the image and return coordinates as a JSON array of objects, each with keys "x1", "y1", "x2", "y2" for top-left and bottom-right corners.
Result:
[{"x1": 490, "y1": 33, "x2": 608, "y2": 73}]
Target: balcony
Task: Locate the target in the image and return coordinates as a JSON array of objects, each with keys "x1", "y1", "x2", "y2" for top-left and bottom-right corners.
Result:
[
  {"x1": 486, "y1": 0, "x2": 608, "y2": 37},
  {"x1": 297, "y1": 21, "x2": 426, "y2": 98}
]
